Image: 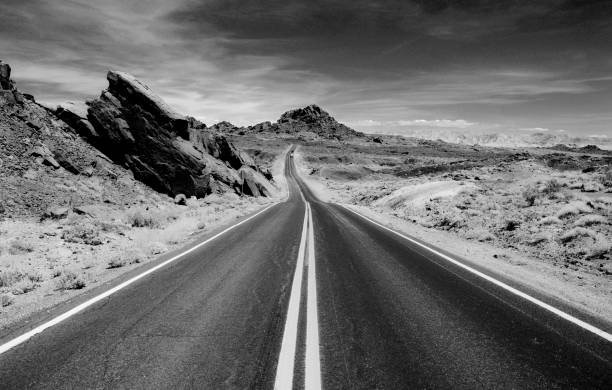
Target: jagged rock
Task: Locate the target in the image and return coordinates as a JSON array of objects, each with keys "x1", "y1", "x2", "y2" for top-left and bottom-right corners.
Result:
[
  {"x1": 56, "y1": 102, "x2": 99, "y2": 139},
  {"x1": 174, "y1": 194, "x2": 187, "y2": 205},
  {"x1": 0, "y1": 61, "x2": 11, "y2": 90},
  {"x1": 372, "y1": 136, "x2": 383, "y2": 144},
  {"x1": 81, "y1": 71, "x2": 271, "y2": 198},
  {"x1": 30, "y1": 144, "x2": 60, "y2": 169},
  {"x1": 238, "y1": 166, "x2": 274, "y2": 197}
]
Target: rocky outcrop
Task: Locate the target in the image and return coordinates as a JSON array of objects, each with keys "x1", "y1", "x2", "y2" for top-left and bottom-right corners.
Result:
[
  {"x1": 276, "y1": 104, "x2": 362, "y2": 139},
  {"x1": 58, "y1": 70, "x2": 272, "y2": 198},
  {"x1": 0, "y1": 60, "x2": 25, "y2": 106},
  {"x1": 230, "y1": 104, "x2": 362, "y2": 139}
]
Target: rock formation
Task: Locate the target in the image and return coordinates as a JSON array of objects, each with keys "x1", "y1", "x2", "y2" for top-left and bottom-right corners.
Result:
[
  {"x1": 0, "y1": 60, "x2": 26, "y2": 105},
  {"x1": 57, "y1": 71, "x2": 273, "y2": 198},
  {"x1": 227, "y1": 104, "x2": 363, "y2": 140}
]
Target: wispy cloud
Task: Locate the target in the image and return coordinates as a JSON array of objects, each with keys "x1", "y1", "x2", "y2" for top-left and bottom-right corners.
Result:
[{"x1": 0, "y1": 0, "x2": 610, "y2": 136}]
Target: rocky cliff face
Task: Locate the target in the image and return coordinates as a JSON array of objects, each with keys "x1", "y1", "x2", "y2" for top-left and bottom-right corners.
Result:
[{"x1": 57, "y1": 71, "x2": 273, "y2": 198}]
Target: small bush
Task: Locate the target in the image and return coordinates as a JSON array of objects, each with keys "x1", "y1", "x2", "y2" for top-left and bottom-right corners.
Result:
[
  {"x1": 62, "y1": 223, "x2": 103, "y2": 245},
  {"x1": 574, "y1": 214, "x2": 607, "y2": 227},
  {"x1": 522, "y1": 186, "x2": 539, "y2": 206},
  {"x1": 542, "y1": 179, "x2": 562, "y2": 195},
  {"x1": 11, "y1": 280, "x2": 38, "y2": 295},
  {"x1": 107, "y1": 256, "x2": 126, "y2": 269},
  {"x1": 57, "y1": 271, "x2": 86, "y2": 290},
  {"x1": 148, "y1": 242, "x2": 167, "y2": 255},
  {"x1": 127, "y1": 210, "x2": 161, "y2": 228},
  {"x1": 599, "y1": 169, "x2": 612, "y2": 187},
  {"x1": 1, "y1": 294, "x2": 13, "y2": 307},
  {"x1": 559, "y1": 227, "x2": 597, "y2": 243},
  {"x1": 8, "y1": 239, "x2": 35, "y2": 255},
  {"x1": 0, "y1": 270, "x2": 23, "y2": 287}
]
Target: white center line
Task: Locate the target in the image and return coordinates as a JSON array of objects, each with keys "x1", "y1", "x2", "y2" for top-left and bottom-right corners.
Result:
[
  {"x1": 305, "y1": 203, "x2": 322, "y2": 390},
  {"x1": 274, "y1": 203, "x2": 309, "y2": 390}
]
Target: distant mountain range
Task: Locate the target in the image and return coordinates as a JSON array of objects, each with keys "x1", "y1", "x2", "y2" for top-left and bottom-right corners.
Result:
[{"x1": 379, "y1": 128, "x2": 612, "y2": 150}]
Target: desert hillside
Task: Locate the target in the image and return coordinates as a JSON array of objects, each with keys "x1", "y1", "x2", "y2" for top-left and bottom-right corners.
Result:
[{"x1": 0, "y1": 61, "x2": 282, "y2": 327}]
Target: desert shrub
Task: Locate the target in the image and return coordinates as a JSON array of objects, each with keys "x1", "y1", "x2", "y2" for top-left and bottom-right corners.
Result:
[
  {"x1": 126, "y1": 208, "x2": 178, "y2": 229},
  {"x1": 598, "y1": 169, "x2": 612, "y2": 187},
  {"x1": 539, "y1": 216, "x2": 562, "y2": 225},
  {"x1": 556, "y1": 201, "x2": 592, "y2": 218},
  {"x1": 62, "y1": 223, "x2": 103, "y2": 245},
  {"x1": 148, "y1": 242, "x2": 167, "y2": 255},
  {"x1": 0, "y1": 270, "x2": 23, "y2": 287},
  {"x1": 8, "y1": 239, "x2": 35, "y2": 255},
  {"x1": 107, "y1": 256, "x2": 126, "y2": 269},
  {"x1": 542, "y1": 179, "x2": 562, "y2": 195},
  {"x1": 465, "y1": 229, "x2": 495, "y2": 242},
  {"x1": 1, "y1": 294, "x2": 13, "y2": 307},
  {"x1": 11, "y1": 279, "x2": 38, "y2": 295},
  {"x1": 26, "y1": 271, "x2": 43, "y2": 282},
  {"x1": 57, "y1": 271, "x2": 86, "y2": 290},
  {"x1": 502, "y1": 220, "x2": 520, "y2": 231},
  {"x1": 127, "y1": 210, "x2": 160, "y2": 228},
  {"x1": 573, "y1": 214, "x2": 608, "y2": 227},
  {"x1": 522, "y1": 185, "x2": 539, "y2": 206},
  {"x1": 559, "y1": 227, "x2": 597, "y2": 243}
]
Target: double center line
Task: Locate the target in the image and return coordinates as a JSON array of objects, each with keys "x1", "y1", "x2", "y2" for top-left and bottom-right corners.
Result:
[{"x1": 274, "y1": 201, "x2": 322, "y2": 390}]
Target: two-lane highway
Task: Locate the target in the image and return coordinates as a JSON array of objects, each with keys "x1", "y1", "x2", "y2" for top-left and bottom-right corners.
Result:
[{"x1": 1, "y1": 146, "x2": 611, "y2": 389}]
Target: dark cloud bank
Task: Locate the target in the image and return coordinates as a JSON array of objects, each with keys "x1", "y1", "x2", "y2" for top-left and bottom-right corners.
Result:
[{"x1": 1, "y1": 0, "x2": 610, "y2": 138}]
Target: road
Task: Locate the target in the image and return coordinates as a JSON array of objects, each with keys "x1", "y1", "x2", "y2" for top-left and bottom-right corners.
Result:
[{"x1": 0, "y1": 147, "x2": 611, "y2": 389}]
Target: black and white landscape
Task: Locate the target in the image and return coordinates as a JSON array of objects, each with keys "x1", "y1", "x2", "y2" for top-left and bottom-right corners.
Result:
[{"x1": 1, "y1": 1, "x2": 611, "y2": 389}]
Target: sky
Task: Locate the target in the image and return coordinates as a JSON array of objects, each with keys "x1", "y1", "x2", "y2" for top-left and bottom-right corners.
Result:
[{"x1": 1, "y1": 0, "x2": 611, "y2": 138}]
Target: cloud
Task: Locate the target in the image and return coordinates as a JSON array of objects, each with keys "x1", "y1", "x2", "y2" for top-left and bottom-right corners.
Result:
[{"x1": 0, "y1": 0, "x2": 610, "y2": 137}]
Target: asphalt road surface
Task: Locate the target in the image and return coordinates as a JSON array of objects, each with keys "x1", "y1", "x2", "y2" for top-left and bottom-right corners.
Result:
[{"x1": 0, "y1": 147, "x2": 611, "y2": 389}]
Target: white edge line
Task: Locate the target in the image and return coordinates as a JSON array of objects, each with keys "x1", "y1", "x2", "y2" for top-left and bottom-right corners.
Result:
[
  {"x1": 339, "y1": 204, "x2": 612, "y2": 343},
  {"x1": 274, "y1": 202, "x2": 309, "y2": 390},
  {"x1": 0, "y1": 202, "x2": 278, "y2": 355},
  {"x1": 305, "y1": 203, "x2": 322, "y2": 390}
]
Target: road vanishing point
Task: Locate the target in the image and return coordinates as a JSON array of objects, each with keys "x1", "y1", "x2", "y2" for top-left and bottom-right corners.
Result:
[{"x1": 0, "y1": 146, "x2": 611, "y2": 389}]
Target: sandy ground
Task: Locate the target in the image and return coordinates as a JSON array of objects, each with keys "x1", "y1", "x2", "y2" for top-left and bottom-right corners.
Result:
[
  {"x1": 0, "y1": 152, "x2": 288, "y2": 332},
  {"x1": 295, "y1": 147, "x2": 612, "y2": 325}
]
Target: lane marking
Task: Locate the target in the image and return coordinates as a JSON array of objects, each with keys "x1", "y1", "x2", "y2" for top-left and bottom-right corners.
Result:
[
  {"x1": 0, "y1": 203, "x2": 278, "y2": 356},
  {"x1": 274, "y1": 204, "x2": 309, "y2": 390},
  {"x1": 305, "y1": 203, "x2": 323, "y2": 390},
  {"x1": 340, "y1": 205, "x2": 612, "y2": 343}
]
